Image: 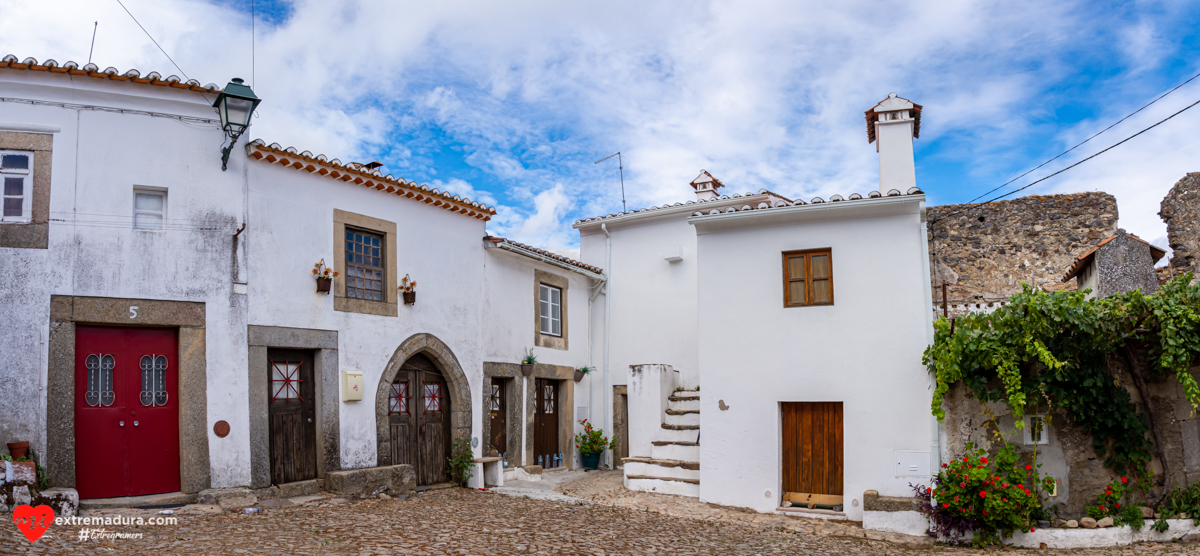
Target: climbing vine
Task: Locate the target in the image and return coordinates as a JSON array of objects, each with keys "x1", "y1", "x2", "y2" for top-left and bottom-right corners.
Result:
[{"x1": 924, "y1": 274, "x2": 1200, "y2": 482}]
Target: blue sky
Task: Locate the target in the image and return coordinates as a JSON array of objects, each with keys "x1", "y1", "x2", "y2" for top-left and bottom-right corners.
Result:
[{"x1": 5, "y1": 0, "x2": 1200, "y2": 255}]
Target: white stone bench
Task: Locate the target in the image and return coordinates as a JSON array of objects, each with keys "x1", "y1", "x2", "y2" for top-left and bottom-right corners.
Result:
[{"x1": 469, "y1": 457, "x2": 504, "y2": 488}]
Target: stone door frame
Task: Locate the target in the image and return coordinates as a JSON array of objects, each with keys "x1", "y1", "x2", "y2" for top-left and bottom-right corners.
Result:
[
  {"x1": 482, "y1": 363, "x2": 524, "y2": 468},
  {"x1": 523, "y1": 364, "x2": 575, "y2": 468},
  {"x1": 376, "y1": 333, "x2": 471, "y2": 467},
  {"x1": 46, "y1": 295, "x2": 210, "y2": 495},
  {"x1": 248, "y1": 326, "x2": 341, "y2": 489}
]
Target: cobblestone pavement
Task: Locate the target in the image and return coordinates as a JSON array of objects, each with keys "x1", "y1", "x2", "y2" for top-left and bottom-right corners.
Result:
[{"x1": 0, "y1": 473, "x2": 1194, "y2": 555}]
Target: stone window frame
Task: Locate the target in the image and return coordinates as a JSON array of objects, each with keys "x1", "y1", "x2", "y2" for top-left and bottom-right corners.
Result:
[
  {"x1": 533, "y1": 269, "x2": 568, "y2": 350},
  {"x1": 538, "y1": 283, "x2": 563, "y2": 337},
  {"x1": 333, "y1": 209, "x2": 398, "y2": 317},
  {"x1": 1, "y1": 149, "x2": 34, "y2": 223},
  {"x1": 0, "y1": 130, "x2": 53, "y2": 249}
]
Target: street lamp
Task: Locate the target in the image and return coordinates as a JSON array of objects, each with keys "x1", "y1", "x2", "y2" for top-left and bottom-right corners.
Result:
[{"x1": 213, "y1": 77, "x2": 262, "y2": 171}]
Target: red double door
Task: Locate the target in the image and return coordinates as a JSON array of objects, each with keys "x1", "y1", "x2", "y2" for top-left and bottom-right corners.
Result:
[{"x1": 75, "y1": 326, "x2": 180, "y2": 499}]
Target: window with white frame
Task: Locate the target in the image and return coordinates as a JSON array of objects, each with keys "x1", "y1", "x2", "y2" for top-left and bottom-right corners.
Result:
[
  {"x1": 1023, "y1": 415, "x2": 1049, "y2": 445},
  {"x1": 133, "y1": 188, "x2": 166, "y2": 230},
  {"x1": 1, "y1": 151, "x2": 33, "y2": 223},
  {"x1": 539, "y1": 283, "x2": 562, "y2": 337}
]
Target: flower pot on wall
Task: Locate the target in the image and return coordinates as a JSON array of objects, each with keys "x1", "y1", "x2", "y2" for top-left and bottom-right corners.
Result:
[
  {"x1": 403, "y1": 291, "x2": 416, "y2": 305},
  {"x1": 574, "y1": 369, "x2": 585, "y2": 383},
  {"x1": 316, "y1": 278, "x2": 332, "y2": 293},
  {"x1": 7, "y1": 441, "x2": 29, "y2": 460},
  {"x1": 520, "y1": 364, "x2": 534, "y2": 377}
]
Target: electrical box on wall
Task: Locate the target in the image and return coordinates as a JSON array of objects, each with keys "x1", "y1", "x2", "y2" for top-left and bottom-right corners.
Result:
[
  {"x1": 895, "y1": 450, "x2": 931, "y2": 476},
  {"x1": 342, "y1": 370, "x2": 363, "y2": 402}
]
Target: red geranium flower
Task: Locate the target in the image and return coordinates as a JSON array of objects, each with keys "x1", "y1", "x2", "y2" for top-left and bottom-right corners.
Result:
[
  {"x1": 979, "y1": 491, "x2": 987, "y2": 498},
  {"x1": 1024, "y1": 489, "x2": 1031, "y2": 495},
  {"x1": 1030, "y1": 528, "x2": 1036, "y2": 533},
  {"x1": 943, "y1": 503, "x2": 949, "y2": 508},
  {"x1": 981, "y1": 457, "x2": 988, "y2": 463},
  {"x1": 1025, "y1": 465, "x2": 1032, "y2": 470},
  {"x1": 941, "y1": 463, "x2": 948, "y2": 468},
  {"x1": 1121, "y1": 477, "x2": 1128, "y2": 483}
]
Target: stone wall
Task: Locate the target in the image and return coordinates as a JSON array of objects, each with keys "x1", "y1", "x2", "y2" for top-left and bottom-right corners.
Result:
[
  {"x1": 1160, "y1": 172, "x2": 1200, "y2": 276},
  {"x1": 927, "y1": 193, "x2": 1118, "y2": 315}
]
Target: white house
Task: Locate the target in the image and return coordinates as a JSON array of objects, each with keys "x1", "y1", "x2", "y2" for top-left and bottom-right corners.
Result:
[
  {"x1": 0, "y1": 55, "x2": 598, "y2": 502},
  {"x1": 573, "y1": 93, "x2": 937, "y2": 521}
]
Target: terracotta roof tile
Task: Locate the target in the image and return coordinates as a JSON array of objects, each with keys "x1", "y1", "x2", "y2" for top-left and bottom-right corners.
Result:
[
  {"x1": 574, "y1": 189, "x2": 794, "y2": 225},
  {"x1": 1061, "y1": 232, "x2": 1167, "y2": 282},
  {"x1": 483, "y1": 236, "x2": 603, "y2": 274},
  {"x1": 1, "y1": 55, "x2": 222, "y2": 94},
  {"x1": 688, "y1": 187, "x2": 924, "y2": 217},
  {"x1": 247, "y1": 140, "x2": 496, "y2": 221}
]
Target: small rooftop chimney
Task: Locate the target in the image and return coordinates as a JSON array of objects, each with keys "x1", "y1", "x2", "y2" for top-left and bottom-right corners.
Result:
[
  {"x1": 690, "y1": 170, "x2": 725, "y2": 201},
  {"x1": 866, "y1": 93, "x2": 922, "y2": 193}
]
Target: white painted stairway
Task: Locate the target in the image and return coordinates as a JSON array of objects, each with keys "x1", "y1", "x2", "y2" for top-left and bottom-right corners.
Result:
[{"x1": 622, "y1": 388, "x2": 700, "y2": 497}]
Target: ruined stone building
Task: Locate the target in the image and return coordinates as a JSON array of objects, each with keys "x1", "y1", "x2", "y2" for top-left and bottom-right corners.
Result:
[{"x1": 1160, "y1": 172, "x2": 1200, "y2": 277}]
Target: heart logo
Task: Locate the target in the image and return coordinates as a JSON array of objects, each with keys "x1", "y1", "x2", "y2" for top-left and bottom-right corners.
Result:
[{"x1": 12, "y1": 504, "x2": 55, "y2": 544}]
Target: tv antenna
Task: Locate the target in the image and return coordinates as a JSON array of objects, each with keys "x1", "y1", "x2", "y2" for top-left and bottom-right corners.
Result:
[
  {"x1": 87, "y1": 21, "x2": 98, "y2": 64},
  {"x1": 594, "y1": 151, "x2": 626, "y2": 213}
]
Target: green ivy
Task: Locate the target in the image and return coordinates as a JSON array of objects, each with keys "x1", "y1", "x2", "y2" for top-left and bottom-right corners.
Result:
[{"x1": 924, "y1": 275, "x2": 1200, "y2": 476}]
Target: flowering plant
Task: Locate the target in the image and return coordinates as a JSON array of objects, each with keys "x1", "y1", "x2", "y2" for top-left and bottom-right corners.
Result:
[
  {"x1": 574, "y1": 419, "x2": 613, "y2": 455},
  {"x1": 918, "y1": 442, "x2": 1053, "y2": 546},
  {"x1": 399, "y1": 274, "x2": 417, "y2": 293},
  {"x1": 312, "y1": 260, "x2": 339, "y2": 280}
]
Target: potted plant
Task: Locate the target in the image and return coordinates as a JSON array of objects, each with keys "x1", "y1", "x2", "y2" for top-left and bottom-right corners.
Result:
[
  {"x1": 574, "y1": 419, "x2": 614, "y2": 470},
  {"x1": 312, "y1": 260, "x2": 339, "y2": 293},
  {"x1": 400, "y1": 274, "x2": 417, "y2": 305},
  {"x1": 574, "y1": 366, "x2": 593, "y2": 383},
  {"x1": 7, "y1": 440, "x2": 29, "y2": 460},
  {"x1": 520, "y1": 348, "x2": 536, "y2": 377}
]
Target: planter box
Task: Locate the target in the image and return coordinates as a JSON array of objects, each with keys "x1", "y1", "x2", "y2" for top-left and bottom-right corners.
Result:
[
  {"x1": 402, "y1": 291, "x2": 416, "y2": 305},
  {"x1": 520, "y1": 364, "x2": 534, "y2": 377},
  {"x1": 316, "y1": 277, "x2": 332, "y2": 293}
]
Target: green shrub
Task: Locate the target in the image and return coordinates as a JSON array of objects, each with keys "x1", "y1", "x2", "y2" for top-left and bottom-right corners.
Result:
[{"x1": 929, "y1": 442, "x2": 1054, "y2": 545}]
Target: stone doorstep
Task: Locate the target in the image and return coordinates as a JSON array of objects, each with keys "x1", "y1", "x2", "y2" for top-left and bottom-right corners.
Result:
[
  {"x1": 80, "y1": 491, "x2": 197, "y2": 510},
  {"x1": 861, "y1": 489, "x2": 923, "y2": 513},
  {"x1": 622, "y1": 457, "x2": 699, "y2": 470},
  {"x1": 651, "y1": 440, "x2": 698, "y2": 447},
  {"x1": 668, "y1": 394, "x2": 699, "y2": 402},
  {"x1": 665, "y1": 409, "x2": 699, "y2": 415},
  {"x1": 776, "y1": 506, "x2": 849, "y2": 519},
  {"x1": 626, "y1": 474, "x2": 699, "y2": 484},
  {"x1": 661, "y1": 423, "x2": 699, "y2": 430}
]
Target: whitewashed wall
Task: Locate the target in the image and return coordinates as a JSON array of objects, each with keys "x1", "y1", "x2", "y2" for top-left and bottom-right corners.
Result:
[
  {"x1": 691, "y1": 198, "x2": 935, "y2": 521},
  {"x1": 246, "y1": 160, "x2": 489, "y2": 471},
  {"x1": 481, "y1": 247, "x2": 599, "y2": 454},
  {"x1": 0, "y1": 71, "x2": 249, "y2": 486}
]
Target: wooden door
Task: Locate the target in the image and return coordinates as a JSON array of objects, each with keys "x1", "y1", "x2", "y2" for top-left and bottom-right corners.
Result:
[
  {"x1": 388, "y1": 370, "x2": 416, "y2": 468},
  {"x1": 75, "y1": 326, "x2": 179, "y2": 499},
  {"x1": 534, "y1": 379, "x2": 559, "y2": 468},
  {"x1": 268, "y1": 349, "x2": 317, "y2": 485},
  {"x1": 782, "y1": 402, "x2": 843, "y2": 501},
  {"x1": 417, "y1": 369, "x2": 450, "y2": 484},
  {"x1": 488, "y1": 377, "x2": 507, "y2": 456}
]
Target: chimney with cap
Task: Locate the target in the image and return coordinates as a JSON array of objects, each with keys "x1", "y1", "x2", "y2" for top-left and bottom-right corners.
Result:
[
  {"x1": 690, "y1": 170, "x2": 725, "y2": 201},
  {"x1": 866, "y1": 93, "x2": 922, "y2": 192}
]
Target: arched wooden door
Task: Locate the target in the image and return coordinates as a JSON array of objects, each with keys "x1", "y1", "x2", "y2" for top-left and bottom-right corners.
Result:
[{"x1": 387, "y1": 353, "x2": 450, "y2": 485}]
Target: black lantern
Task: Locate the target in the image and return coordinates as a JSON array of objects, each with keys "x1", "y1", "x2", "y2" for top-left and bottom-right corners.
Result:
[{"x1": 213, "y1": 78, "x2": 261, "y2": 171}]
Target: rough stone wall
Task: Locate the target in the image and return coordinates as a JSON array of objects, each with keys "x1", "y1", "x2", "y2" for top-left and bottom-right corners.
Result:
[
  {"x1": 1095, "y1": 229, "x2": 1160, "y2": 297},
  {"x1": 927, "y1": 193, "x2": 1119, "y2": 315},
  {"x1": 1160, "y1": 172, "x2": 1200, "y2": 276}
]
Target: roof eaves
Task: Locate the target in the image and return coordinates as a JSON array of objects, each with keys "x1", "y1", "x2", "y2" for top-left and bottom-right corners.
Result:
[
  {"x1": 573, "y1": 189, "x2": 784, "y2": 228},
  {"x1": 247, "y1": 139, "x2": 497, "y2": 221},
  {"x1": 483, "y1": 235, "x2": 604, "y2": 276},
  {"x1": 1, "y1": 55, "x2": 222, "y2": 95},
  {"x1": 688, "y1": 187, "x2": 925, "y2": 218}
]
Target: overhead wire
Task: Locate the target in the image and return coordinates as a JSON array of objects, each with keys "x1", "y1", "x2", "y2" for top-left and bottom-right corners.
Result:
[{"x1": 113, "y1": 0, "x2": 211, "y2": 103}]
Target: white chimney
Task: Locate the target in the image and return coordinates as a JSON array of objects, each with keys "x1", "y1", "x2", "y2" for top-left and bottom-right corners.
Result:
[
  {"x1": 690, "y1": 170, "x2": 725, "y2": 201},
  {"x1": 866, "y1": 93, "x2": 921, "y2": 192}
]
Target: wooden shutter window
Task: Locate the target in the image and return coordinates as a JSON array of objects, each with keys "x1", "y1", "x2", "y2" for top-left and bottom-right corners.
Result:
[{"x1": 783, "y1": 249, "x2": 834, "y2": 307}]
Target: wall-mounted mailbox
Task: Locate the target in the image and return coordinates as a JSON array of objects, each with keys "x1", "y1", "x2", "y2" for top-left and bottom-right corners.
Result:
[
  {"x1": 342, "y1": 370, "x2": 363, "y2": 402},
  {"x1": 663, "y1": 246, "x2": 683, "y2": 263},
  {"x1": 895, "y1": 450, "x2": 931, "y2": 477}
]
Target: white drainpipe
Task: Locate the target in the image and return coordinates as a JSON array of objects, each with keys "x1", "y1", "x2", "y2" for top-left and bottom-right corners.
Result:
[{"x1": 601, "y1": 223, "x2": 613, "y2": 468}]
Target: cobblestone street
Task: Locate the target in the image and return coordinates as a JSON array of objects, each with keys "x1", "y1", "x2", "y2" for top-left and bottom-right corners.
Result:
[{"x1": 3, "y1": 472, "x2": 1197, "y2": 555}]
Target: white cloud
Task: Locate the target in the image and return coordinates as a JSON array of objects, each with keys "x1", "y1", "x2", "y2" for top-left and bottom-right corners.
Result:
[{"x1": 5, "y1": 0, "x2": 1197, "y2": 250}]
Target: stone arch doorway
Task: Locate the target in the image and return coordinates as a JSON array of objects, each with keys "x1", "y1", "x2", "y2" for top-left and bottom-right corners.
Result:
[{"x1": 376, "y1": 333, "x2": 470, "y2": 483}]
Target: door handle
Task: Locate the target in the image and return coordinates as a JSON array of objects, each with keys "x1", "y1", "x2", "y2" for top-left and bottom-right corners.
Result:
[
  {"x1": 119, "y1": 421, "x2": 125, "y2": 427},
  {"x1": 133, "y1": 421, "x2": 139, "y2": 427},
  {"x1": 307, "y1": 418, "x2": 313, "y2": 423}
]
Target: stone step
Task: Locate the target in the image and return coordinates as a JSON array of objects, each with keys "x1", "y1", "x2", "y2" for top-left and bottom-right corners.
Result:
[
  {"x1": 668, "y1": 393, "x2": 700, "y2": 402},
  {"x1": 668, "y1": 398, "x2": 699, "y2": 412},
  {"x1": 625, "y1": 475, "x2": 700, "y2": 497},
  {"x1": 661, "y1": 423, "x2": 699, "y2": 430},
  {"x1": 657, "y1": 427, "x2": 701, "y2": 443},
  {"x1": 622, "y1": 457, "x2": 699, "y2": 470},
  {"x1": 666, "y1": 408, "x2": 698, "y2": 415},
  {"x1": 650, "y1": 442, "x2": 699, "y2": 461},
  {"x1": 623, "y1": 460, "x2": 700, "y2": 482},
  {"x1": 664, "y1": 411, "x2": 699, "y2": 427}
]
